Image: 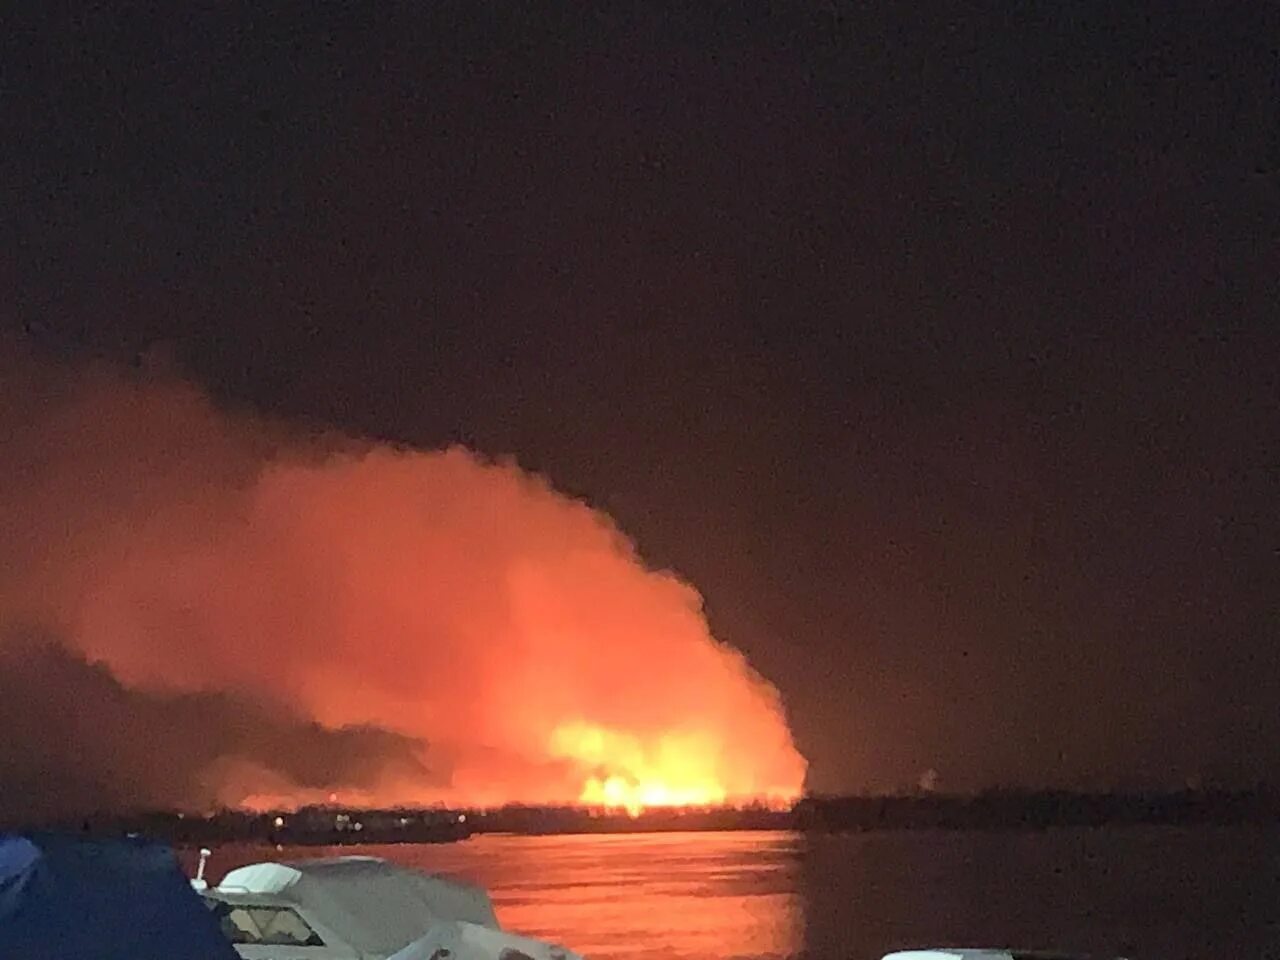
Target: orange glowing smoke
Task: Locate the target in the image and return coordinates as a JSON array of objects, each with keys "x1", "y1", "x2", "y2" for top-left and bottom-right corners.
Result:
[{"x1": 0, "y1": 357, "x2": 807, "y2": 810}]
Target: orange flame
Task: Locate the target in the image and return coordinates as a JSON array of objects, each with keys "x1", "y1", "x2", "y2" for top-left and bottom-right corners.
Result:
[{"x1": 550, "y1": 722, "x2": 730, "y2": 815}]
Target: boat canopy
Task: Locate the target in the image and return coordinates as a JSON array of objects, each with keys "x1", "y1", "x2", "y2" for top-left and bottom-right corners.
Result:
[
  {"x1": 0, "y1": 832, "x2": 239, "y2": 960},
  {"x1": 217, "y1": 855, "x2": 499, "y2": 957},
  {"x1": 389, "y1": 919, "x2": 583, "y2": 960}
]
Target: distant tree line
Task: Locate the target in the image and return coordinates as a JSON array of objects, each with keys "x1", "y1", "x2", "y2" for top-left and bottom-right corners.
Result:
[
  {"x1": 16, "y1": 787, "x2": 1280, "y2": 844},
  {"x1": 795, "y1": 785, "x2": 1280, "y2": 831}
]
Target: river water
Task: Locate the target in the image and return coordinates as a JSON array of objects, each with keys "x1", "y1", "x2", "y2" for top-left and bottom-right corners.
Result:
[{"x1": 194, "y1": 827, "x2": 1280, "y2": 960}]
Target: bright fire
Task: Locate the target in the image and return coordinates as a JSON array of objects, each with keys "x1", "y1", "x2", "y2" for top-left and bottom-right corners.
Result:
[{"x1": 550, "y1": 722, "x2": 729, "y2": 815}]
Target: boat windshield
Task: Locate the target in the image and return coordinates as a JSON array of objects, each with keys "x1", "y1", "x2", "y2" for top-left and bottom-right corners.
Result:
[{"x1": 204, "y1": 899, "x2": 326, "y2": 947}]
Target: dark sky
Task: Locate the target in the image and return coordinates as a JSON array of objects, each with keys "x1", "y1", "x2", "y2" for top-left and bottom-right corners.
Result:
[{"x1": 3, "y1": 2, "x2": 1277, "y2": 794}]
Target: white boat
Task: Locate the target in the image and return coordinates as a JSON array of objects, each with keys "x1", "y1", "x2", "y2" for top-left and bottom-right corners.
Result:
[{"x1": 198, "y1": 853, "x2": 582, "y2": 960}]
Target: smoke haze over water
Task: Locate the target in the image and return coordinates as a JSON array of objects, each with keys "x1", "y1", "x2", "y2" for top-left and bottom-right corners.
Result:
[{"x1": 0, "y1": 351, "x2": 805, "y2": 820}]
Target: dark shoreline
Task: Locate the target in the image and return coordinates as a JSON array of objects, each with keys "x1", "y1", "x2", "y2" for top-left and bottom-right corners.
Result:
[
  {"x1": 15, "y1": 788, "x2": 1280, "y2": 844},
  {"x1": 795, "y1": 788, "x2": 1280, "y2": 832}
]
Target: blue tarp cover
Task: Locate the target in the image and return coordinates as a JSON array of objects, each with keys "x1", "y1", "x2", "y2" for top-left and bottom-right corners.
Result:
[{"x1": 0, "y1": 832, "x2": 238, "y2": 960}]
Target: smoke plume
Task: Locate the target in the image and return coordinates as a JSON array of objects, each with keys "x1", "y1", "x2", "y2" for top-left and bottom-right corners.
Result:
[
  {"x1": 0, "y1": 633, "x2": 430, "y2": 824},
  {"x1": 0, "y1": 350, "x2": 805, "y2": 818}
]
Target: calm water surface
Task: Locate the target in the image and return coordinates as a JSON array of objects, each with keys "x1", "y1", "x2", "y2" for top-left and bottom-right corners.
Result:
[{"x1": 194, "y1": 828, "x2": 1280, "y2": 960}]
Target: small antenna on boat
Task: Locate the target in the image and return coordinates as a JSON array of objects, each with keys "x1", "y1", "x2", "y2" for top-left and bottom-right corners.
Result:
[{"x1": 192, "y1": 848, "x2": 212, "y2": 891}]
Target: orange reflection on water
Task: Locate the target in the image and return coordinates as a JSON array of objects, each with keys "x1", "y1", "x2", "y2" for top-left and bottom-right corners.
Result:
[{"x1": 397, "y1": 831, "x2": 803, "y2": 960}]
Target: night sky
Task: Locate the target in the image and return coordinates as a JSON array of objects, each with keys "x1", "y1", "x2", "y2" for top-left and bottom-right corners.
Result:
[{"x1": 3, "y1": 2, "x2": 1277, "y2": 798}]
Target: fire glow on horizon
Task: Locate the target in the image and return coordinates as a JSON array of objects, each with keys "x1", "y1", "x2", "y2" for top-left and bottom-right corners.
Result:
[
  {"x1": 550, "y1": 721, "x2": 730, "y2": 815},
  {"x1": 0, "y1": 357, "x2": 807, "y2": 817}
]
